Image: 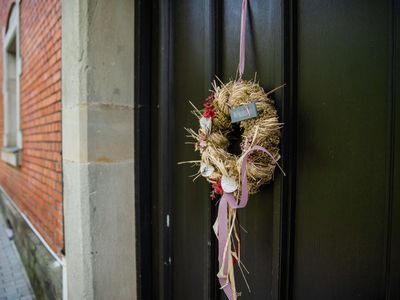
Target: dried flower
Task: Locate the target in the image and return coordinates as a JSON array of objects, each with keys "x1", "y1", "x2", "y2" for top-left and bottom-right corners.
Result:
[
  {"x1": 195, "y1": 128, "x2": 209, "y2": 153},
  {"x1": 214, "y1": 182, "x2": 223, "y2": 194},
  {"x1": 210, "y1": 178, "x2": 223, "y2": 199},
  {"x1": 199, "y1": 140, "x2": 207, "y2": 148},
  {"x1": 205, "y1": 93, "x2": 214, "y2": 103},
  {"x1": 203, "y1": 108, "x2": 216, "y2": 119},
  {"x1": 203, "y1": 94, "x2": 216, "y2": 118}
]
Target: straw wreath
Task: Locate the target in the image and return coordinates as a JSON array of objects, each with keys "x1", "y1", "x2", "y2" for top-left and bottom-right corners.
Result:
[{"x1": 183, "y1": 77, "x2": 284, "y2": 198}]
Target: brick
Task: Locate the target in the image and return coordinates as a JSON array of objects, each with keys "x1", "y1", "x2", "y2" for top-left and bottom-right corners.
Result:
[{"x1": 0, "y1": 0, "x2": 63, "y2": 256}]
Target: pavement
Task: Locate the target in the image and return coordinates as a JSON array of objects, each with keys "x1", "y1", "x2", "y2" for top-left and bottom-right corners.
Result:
[{"x1": 0, "y1": 212, "x2": 35, "y2": 300}]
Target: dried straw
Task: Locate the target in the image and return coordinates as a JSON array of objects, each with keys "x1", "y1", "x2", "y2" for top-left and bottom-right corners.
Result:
[{"x1": 188, "y1": 79, "x2": 283, "y2": 194}]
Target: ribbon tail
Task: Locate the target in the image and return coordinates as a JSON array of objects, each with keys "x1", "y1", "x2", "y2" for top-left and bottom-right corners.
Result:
[
  {"x1": 219, "y1": 253, "x2": 237, "y2": 300},
  {"x1": 216, "y1": 192, "x2": 237, "y2": 300},
  {"x1": 213, "y1": 144, "x2": 284, "y2": 299},
  {"x1": 219, "y1": 278, "x2": 234, "y2": 300}
]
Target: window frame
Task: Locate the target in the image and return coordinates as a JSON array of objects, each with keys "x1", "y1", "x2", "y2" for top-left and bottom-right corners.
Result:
[{"x1": 2, "y1": 0, "x2": 22, "y2": 166}]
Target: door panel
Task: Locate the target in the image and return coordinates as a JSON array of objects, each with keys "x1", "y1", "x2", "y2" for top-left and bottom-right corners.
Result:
[
  {"x1": 172, "y1": 2, "x2": 214, "y2": 299},
  {"x1": 293, "y1": 1, "x2": 395, "y2": 299}
]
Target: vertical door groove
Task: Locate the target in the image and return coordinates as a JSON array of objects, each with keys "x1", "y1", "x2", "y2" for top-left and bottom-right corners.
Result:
[{"x1": 279, "y1": 0, "x2": 298, "y2": 299}]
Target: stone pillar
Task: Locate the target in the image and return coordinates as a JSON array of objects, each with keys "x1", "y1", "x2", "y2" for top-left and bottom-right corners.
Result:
[{"x1": 62, "y1": 0, "x2": 136, "y2": 299}]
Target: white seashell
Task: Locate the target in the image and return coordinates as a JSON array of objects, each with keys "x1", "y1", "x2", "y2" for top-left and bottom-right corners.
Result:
[
  {"x1": 199, "y1": 117, "x2": 212, "y2": 131},
  {"x1": 200, "y1": 163, "x2": 214, "y2": 177},
  {"x1": 221, "y1": 175, "x2": 238, "y2": 193}
]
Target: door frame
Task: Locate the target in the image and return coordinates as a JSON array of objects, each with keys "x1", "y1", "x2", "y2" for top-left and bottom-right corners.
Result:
[{"x1": 134, "y1": 1, "x2": 154, "y2": 298}]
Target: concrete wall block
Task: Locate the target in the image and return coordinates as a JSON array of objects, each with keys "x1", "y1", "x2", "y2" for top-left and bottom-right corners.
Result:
[
  {"x1": 87, "y1": 105, "x2": 134, "y2": 163},
  {"x1": 63, "y1": 161, "x2": 94, "y2": 300},
  {"x1": 63, "y1": 104, "x2": 134, "y2": 163},
  {"x1": 87, "y1": 0, "x2": 134, "y2": 107},
  {"x1": 62, "y1": 106, "x2": 88, "y2": 162},
  {"x1": 62, "y1": 0, "x2": 88, "y2": 109},
  {"x1": 88, "y1": 161, "x2": 136, "y2": 300}
]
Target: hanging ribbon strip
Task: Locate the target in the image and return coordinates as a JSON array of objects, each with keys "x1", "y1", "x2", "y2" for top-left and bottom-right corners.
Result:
[
  {"x1": 238, "y1": 0, "x2": 248, "y2": 80},
  {"x1": 215, "y1": 145, "x2": 285, "y2": 300}
]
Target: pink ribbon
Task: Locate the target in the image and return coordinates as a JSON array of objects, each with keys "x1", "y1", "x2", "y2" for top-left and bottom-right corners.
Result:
[
  {"x1": 238, "y1": 0, "x2": 248, "y2": 80},
  {"x1": 217, "y1": 145, "x2": 285, "y2": 299}
]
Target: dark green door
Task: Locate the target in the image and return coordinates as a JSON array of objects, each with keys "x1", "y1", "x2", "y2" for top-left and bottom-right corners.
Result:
[
  {"x1": 293, "y1": 1, "x2": 399, "y2": 299},
  {"x1": 134, "y1": 1, "x2": 400, "y2": 299}
]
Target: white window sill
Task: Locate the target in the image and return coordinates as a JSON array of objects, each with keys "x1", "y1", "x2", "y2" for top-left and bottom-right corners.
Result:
[{"x1": 1, "y1": 147, "x2": 21, "y2": 167}]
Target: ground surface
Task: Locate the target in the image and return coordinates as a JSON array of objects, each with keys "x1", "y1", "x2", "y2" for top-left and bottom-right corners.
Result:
[{"x1": 0, "y1": 212, "x2": 34, "y2": 300}]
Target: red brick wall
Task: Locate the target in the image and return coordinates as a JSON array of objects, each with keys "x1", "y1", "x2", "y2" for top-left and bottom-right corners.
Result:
[{"x1": 0, "y1": 0, "x2": 63, "y2": 256}]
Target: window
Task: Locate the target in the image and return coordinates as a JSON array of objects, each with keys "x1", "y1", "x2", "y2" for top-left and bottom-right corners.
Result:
[{"x1": 2, "y1": 1, "x2": 22, "y2": 166}]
